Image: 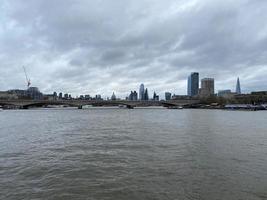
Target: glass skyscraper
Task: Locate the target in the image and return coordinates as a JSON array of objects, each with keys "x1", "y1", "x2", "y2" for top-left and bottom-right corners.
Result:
[
  {"x1": 187, "y1": 72, "x2": 199, "y2": 96},
  {"x1": 139, "y1": 84, "x2": 145, "y2": 100},
  {"x1": 236, "y1": 77, "x2": 241, "y2": 94}
]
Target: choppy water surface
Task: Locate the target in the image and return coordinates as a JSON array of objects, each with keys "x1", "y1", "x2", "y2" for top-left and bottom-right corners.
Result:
[{"x1": 0, "y1": 108, "x2": 267, "y2": 200}]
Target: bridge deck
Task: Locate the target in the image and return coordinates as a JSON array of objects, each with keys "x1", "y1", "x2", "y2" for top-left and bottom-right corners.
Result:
[{"x1": 0, "y1": 99, "x2": 200, "y2": 109}]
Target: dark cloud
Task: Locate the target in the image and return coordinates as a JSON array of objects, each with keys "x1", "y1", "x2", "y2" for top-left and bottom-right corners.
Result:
[{"x1": 0, "y1": 0, "x2": 267, "y2": 98}]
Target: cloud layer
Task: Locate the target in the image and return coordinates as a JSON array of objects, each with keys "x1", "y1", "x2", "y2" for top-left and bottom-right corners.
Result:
[{"x1": 1, "y1": 0, "x2": 267, "y2": 98}]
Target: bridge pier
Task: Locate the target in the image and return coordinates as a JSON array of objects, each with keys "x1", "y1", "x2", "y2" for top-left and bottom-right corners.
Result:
[
  {"x1": 20, "y1": 106, "x2": 29, "y2": 109},
  {"x1": 126, "y1": 105, "x2": 134, "y2": 109}
]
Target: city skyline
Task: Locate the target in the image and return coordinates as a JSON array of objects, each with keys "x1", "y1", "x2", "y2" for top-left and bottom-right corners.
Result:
[
  {"x1": 0, "y1": 64, "x2": 246, "y2": 99},
  {"x1": 0, "y1": 72, "x2": 244, "y2": 100},
  {"x1": 1, "y1": 0, "x2": 267, "y2": 97}
]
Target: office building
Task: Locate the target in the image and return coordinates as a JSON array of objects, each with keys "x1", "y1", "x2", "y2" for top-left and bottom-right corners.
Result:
[
  {"x1": 187, "y1": 72, "x2": 199, "y2": 96},
  {"x1": 0, "y1": 91, "x2": 19, "y2": 100},
  {"x1": 129, "y1": 91, "x2": 138, "y2": 101},
  {"x1": 64, "y1": 93, "x2": 69, "y2": 99},
  {"x1": 95, "y1": 95, "x2": 102, "y2": 100},
  {"x1": 217, "y1": 90, "x2": 235, "y2": 99},
  {"x1": 85, "y1": 95, "x2": 91, "y2": 100},
  {"x1": 27, "y1": 87, "x2": 43, "y2": 100},
  {"x1": 59, "y1": 92, "x2": 63, "y2": 99},
  {"x1": 165, "y1": 92, "x2": 172, "y2": 100},
  {"x1": 53, "y1": 92, "x2": 57, "y2": 100},
  {"x1": 7, "y1": 89, "x2": 28, "y2": 99},
  {"x1": 139, "y1": 84, "x2": 145, "y2": 100},
  {"x1": 199, "y1": 78, "x2": 215, "y2": 97},
  {"x1": 153, "y1": 92, "x2": 159, "y2": 101},
  {"x1": 218, "y1": 90, "x2": 231, "y2": 97}
]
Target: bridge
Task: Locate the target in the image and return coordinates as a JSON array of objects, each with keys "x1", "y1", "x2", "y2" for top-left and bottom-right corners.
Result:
[{"x1": 0, "y1": 99, "x2": 200, "y2": 109}]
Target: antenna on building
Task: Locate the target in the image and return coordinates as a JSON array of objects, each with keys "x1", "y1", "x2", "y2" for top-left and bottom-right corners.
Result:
[{"x1": 23, "y1": 66, "x2": 31, "y2": 89}]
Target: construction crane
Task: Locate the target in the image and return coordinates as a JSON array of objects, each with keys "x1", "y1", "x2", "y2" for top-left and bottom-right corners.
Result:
[{"x1": 22, "y1": 66, "x2": 31, "y2": 89}]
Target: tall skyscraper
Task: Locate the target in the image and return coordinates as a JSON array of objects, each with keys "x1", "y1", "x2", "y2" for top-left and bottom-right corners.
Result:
[
  {"x1": 187, "y1": 72, "x2": 199, "y2": 96},
  {"x1": 199, "y1": 78, "x2": 215, "y2": 97},
  {"x1": 144, "y1": 88, "x2": 149, "y2": 100},
  {"x1": 139, "y1": 84, "x2": 145, "y2": 100},
  {"x1": 236, "y1": 77, "x2": 241, "y2": 94}
]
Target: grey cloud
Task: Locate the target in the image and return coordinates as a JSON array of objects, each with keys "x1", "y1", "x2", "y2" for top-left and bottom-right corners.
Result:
[{"x1": 1, "y1": 0, "x2": 267, "y2": 98}]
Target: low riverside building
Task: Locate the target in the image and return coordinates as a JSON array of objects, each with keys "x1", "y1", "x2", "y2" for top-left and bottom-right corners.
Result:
[
  {"x1": 251, "y1": 91, "x2": 267, "y2": 95},
  {"x1": 8, "y1": 89, "x2": 27, "y2": 97},
  {"x1": 1, "y1": 88, "x2": 43, "y2": 100},
  {"x1": 218, "y1": 90, "x2": 236, "y2": 99},
  {"x1": 225, "y1": 104, "x2": 266, "y2": 110},
  {"x1": 43, "y1": 94, "x2": 56, "y2": 101},
  {"x1": 172, "y1": 95, "x2": 197, "y2": 100},
  {"x1": 234, "y1": 92, "x2": 267, "y2": 104},
  {"x1": 0, "y1": 91, "x2": 19, "y2": 100},
  {"x1": 218, "y1": 90, "x2": 231, "y2": 97},
  {"x1": 9, "y1": 87, "x2": 43, "y2": 100}
]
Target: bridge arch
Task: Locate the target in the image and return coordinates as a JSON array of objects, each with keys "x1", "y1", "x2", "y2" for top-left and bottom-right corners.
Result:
[{"x1": 20, "y1": 102, "x2": 80, "y2": 109}]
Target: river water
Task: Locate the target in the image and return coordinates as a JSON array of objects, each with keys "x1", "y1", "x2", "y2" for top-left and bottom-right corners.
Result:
[{"x1": 0, "y1": 108, "x2": 267, "y2": 200}]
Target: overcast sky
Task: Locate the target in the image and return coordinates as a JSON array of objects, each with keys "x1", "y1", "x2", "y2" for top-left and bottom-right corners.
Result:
[{"x1": 1, "y1": 0, "x2": 267, "y2": 98}]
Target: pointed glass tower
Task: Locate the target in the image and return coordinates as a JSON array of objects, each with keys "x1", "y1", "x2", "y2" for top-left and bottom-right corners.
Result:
[{"x1": 236, "y1": 77, "x2": 241, "y2": 94}]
